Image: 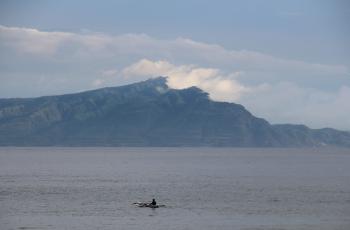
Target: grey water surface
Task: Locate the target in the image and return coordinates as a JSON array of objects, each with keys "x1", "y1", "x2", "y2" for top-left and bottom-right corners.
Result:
[{"x1": 0, "y1": 148, "x2": 349, "y2": 230}]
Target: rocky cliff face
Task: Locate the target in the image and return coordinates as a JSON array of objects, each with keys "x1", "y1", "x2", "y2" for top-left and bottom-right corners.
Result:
[{"x1": 0, "y1": 77, "x2": 349, "y2": 147}]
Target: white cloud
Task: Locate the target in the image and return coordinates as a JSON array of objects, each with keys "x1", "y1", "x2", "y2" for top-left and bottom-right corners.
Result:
[
  {"x1": 122, "y1": 59, "x2": 175, "y2": 77},
  {"x1": 0, "y1": 25, "x2": 348, "y2": 75},
  {"x1": 101, "y1": 69, "x2": 118, "y2": 76},
  {"x1": 122, "y1": 59, "x2": 249, "y2": 101},
  {"x1": 0, "y1": 25, "x2": 113, "y2": 56},
  {"x1": 0, "y1": 25, "x2": 71, "y2": 55}
]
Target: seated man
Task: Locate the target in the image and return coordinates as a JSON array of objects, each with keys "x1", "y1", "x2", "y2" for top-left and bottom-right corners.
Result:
[{"x1": 150, "y1": 198, "x2": 157, "y2": 206}]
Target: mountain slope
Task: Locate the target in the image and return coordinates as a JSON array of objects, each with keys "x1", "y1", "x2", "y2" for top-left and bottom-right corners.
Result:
[{"x1": 0, "y1": 77, "x2": 349, "y2": 147}]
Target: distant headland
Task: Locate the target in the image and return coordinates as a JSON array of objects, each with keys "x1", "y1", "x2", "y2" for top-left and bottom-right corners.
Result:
[{"x1": 0, "y1": 77, "x2": 349, "y2": 147}]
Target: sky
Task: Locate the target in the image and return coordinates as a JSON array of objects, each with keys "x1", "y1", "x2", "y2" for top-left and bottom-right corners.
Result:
[{"x1": 0, "y1": 0, "x2": 349, "y2": 130}]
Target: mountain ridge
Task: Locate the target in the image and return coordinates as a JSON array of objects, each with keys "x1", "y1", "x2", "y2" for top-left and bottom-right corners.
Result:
[{"x1": 0, "y1": 77, "x2": 349, "y2": 147}]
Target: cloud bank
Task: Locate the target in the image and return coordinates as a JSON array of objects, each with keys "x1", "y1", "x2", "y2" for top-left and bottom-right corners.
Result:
[
  {"x1": 0, "y1": 25, "x2": 347, "y2": 75},
  {"x1": 122, "y1": 59, "x2": 248, "y2": 101}
]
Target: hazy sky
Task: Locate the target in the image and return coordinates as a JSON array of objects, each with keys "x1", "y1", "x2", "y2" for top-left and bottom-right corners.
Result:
[{"x1": 0, "y1": 0, "x2": 349, "y2": 130}]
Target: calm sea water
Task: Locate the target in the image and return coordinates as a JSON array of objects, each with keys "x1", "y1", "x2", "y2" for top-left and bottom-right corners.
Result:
[{"x1": 0, "y1": 148, "x2": 349, "y2": 230}]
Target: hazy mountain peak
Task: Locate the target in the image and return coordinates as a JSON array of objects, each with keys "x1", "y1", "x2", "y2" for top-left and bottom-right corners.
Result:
[{"x1": 136, "y1": 76, "x2": 168, "y2": 88}]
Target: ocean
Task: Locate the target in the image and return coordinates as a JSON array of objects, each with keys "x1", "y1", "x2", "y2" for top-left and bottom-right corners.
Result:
[{"x1": 0, "y1": 147, "x2": 349, "y2": 230}]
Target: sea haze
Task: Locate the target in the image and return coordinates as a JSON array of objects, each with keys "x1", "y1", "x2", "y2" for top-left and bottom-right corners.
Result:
[{"x1": 0, "y1": 147, "x2": 349, "y2": 230}]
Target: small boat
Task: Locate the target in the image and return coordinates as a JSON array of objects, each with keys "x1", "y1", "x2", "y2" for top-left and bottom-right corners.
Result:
[{"x1": 133, "y1": 202, "x2": 164, "y2": 208}]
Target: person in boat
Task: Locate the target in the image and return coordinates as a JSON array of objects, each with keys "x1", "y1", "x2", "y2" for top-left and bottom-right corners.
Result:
[{"x1": 150, "y1": 199, "x2": 157, "y2": 206}]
